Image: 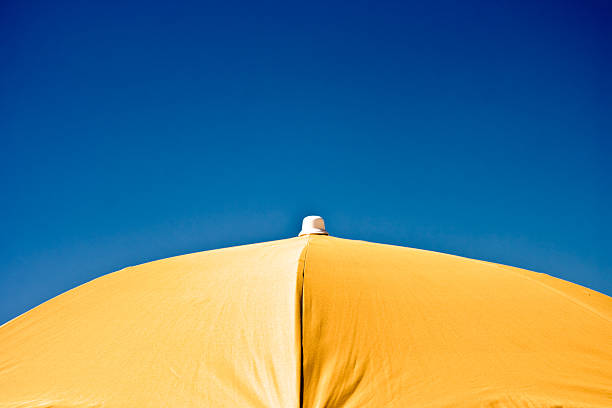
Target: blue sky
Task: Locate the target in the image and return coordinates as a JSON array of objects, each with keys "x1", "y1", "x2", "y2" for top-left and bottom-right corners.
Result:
[{"x1": 1, "y1": 0, "x2": 610, "y2": 324}]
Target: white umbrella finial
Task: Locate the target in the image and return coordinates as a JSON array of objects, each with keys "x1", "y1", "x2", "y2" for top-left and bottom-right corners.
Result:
[{"x1": 299, "y1": 215, "x2": 328, "y2": 236}]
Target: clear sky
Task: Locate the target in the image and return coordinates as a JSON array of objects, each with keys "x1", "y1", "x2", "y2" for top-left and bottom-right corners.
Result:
[{"x1": 1, "y1": 0, "x2": 610, "y2": 324}]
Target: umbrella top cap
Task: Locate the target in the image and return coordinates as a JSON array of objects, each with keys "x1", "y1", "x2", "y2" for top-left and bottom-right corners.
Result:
[{"x1": 299, "y1": 215, "x2": 328, "y2": 236}]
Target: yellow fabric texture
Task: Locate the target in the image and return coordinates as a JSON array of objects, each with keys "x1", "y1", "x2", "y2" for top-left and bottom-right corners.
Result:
[
  {"x1": 0, "y1": 238, "x2": 305, "y2": 408},
  {"x1": 1, "y1": 235, "x2": 611, "y2": 407},
  {"x1": 302, "y1": 236, "x2": 612, "y2": 408}
]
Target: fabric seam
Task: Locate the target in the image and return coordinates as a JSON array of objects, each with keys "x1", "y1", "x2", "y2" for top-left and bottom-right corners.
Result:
[{"x1": 299, "y1": 235, "x2": 312, "y2": 408}]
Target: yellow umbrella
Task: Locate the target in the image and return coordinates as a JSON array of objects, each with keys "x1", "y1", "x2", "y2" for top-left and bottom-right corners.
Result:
[{"x1": 1, "y1": 217, "x2": 610, "y2": 407}]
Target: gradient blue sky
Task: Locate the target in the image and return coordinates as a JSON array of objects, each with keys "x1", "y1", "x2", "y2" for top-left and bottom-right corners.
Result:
[{"x1": 1, "y1": 0, "x2": 610, "y2": 324}]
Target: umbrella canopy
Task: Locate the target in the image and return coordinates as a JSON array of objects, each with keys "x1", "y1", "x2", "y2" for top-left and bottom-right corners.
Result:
[{"x1": 1, "y1": 225, "x2": 611, "y2": 407}]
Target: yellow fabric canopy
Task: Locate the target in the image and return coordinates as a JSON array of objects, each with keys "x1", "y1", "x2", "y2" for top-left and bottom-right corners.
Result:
[{"x1": 1, "y1": 235, "x2": 610, "y2": 407}]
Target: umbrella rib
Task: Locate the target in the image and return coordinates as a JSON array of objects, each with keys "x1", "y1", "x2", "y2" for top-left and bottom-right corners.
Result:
[{"x1": 299, "y1": 235, "x2": 312, "y2": 408}]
